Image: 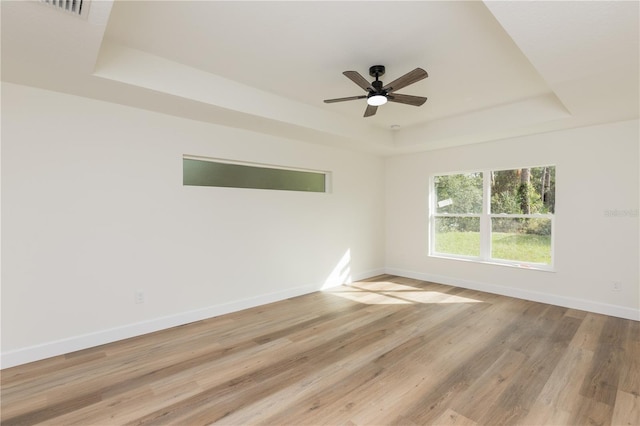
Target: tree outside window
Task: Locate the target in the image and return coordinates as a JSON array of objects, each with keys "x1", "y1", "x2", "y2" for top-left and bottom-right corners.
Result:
[{"x1": 431, "y1": 167, "x2": 555, "y2": 268}]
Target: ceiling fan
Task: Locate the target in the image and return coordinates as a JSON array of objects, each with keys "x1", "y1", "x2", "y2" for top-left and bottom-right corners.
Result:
[{"x1": 324, "y1": 65, "x2": 428, "y2": 117}]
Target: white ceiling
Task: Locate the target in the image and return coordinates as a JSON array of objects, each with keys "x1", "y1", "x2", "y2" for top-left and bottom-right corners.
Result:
[{"x1": 2, "y1": 1, "x2": 638, "y2": 155}]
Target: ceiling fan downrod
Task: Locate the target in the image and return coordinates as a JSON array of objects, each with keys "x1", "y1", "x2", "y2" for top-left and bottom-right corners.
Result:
[
  {"x1": 367, "y1": 65, "x2": 387, "y2": 105},
  {"x1": 369, "y1": 65, "x2": 386, "y2": 94}
]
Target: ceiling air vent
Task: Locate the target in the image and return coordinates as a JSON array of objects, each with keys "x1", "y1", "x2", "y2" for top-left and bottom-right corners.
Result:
[{"x1": 39, "y1": 0, "x2": 88, "y2": 18}]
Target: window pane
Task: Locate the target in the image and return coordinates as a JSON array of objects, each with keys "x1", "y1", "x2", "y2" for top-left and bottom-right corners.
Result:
[
  {"x1": 491, "y1": 167, "x2": 555, "y2": 214},
  {"x1": 434, "y1": 217, "x2": 480, "y2": 257},
  {"x1": 434, "y1": 173, "x2": 483, "y2": 214},
  {"x1": 183, "y1": 158, "x2": 327, "y2": 192},
  {"x1": 491, "y1": 218, "x2": 552, "y2": 264}
]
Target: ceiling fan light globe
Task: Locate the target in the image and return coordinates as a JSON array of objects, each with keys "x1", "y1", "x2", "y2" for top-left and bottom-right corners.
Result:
[{"x1": 367, "y1": 95, "x2": 387, "y2": 106}]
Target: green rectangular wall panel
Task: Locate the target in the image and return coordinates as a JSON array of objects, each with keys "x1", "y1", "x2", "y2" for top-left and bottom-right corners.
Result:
[{"x1": 183, "y1": 158, "x2": 326, "y2": 193}]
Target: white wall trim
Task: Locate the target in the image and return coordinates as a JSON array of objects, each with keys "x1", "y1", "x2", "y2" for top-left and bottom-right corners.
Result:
[
  {"x1": 3, "y1": 266, "x2": 635, "y2": 369},
  {"x1": 351, "y1": 268, "x2": 387, "y2": 283},
  {"x1": 1, "y1": 269, "x2": 386, "y2": 369},
  {"x1": 385, "y1": 268, "x2": 640, "y2": 321},
  {"x1": 1, "y1": 283, "x2": 317, "y2": 369}
]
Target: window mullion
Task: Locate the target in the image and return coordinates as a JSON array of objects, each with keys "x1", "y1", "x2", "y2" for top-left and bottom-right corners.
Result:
[{"x1": 480, "y1": 171, "x2": 491, "y2": 260}]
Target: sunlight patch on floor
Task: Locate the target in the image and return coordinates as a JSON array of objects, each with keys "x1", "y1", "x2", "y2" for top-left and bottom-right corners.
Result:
[
  {"x1": 328, "y1": 291, "x2": 413, "y2": 305},
  {"x1": 326, "y1": 280, "x2": 482, "y2": 305}
]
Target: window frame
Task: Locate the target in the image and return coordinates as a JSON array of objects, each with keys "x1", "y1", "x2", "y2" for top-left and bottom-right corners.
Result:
[
  {"x1": 429, "y1": 166, "x2": 555, "y2": 271},
  {"x1": 183, "y1": 155, "x2": 331, "y2": 193}
]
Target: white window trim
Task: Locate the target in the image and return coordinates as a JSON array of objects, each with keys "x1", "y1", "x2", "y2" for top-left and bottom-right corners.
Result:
[{"x1": 429, "y1": 168, "x2": 555, "y2": 272}]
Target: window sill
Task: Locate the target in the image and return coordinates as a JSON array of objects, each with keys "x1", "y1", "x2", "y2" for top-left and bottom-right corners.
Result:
[{"x1": 429, "y1": 254, "x2": 556, "y2": 272}]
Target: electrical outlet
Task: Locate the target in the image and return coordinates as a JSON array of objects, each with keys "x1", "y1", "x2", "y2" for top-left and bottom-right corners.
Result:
[
  {"x1": 612, "y1": 281, "x2": 622, "y2": 292},
  {"x1": 134, "y1": 290, "x2": 145, "y2": 304}
]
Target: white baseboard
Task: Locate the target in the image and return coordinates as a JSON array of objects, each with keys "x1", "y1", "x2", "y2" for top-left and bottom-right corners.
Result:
[
  {"x1": 1, "y1": 282, "x2": 318, "y2": 369},
  {"x1": 351, "y1": 268, "x2": 387, "y2": 282},
  {"x1": 13, "y1": 266, "x2": 627, "y2": 369},
  {"x1": 1, "y1": 269, "x2": 387, "y2": 370},
  {"x1": 385, "y1": 267, "x2": 640, "y2": 321}
]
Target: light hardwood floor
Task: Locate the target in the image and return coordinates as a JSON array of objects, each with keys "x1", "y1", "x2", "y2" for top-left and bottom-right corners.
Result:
[{"x1": 2, "y1": 275, "x2": 639, "y2": 425}]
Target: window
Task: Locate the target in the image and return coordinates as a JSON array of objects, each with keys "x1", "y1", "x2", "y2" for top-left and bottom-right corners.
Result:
[
  {"x1": 431, "y1": 166, "x2": 555, "y2": 269},
  {"x1": 183, "y1": 156, "x2": 329, "y2": 193}
]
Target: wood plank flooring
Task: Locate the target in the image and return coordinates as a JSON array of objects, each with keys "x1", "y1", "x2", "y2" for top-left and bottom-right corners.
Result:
[{"x1": 2, "y1": 275, "x2": 639, "y2": 425}]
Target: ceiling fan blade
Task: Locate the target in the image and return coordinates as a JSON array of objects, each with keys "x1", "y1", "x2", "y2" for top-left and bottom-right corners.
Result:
[
  {"x1": 382, "y1": 68, "x2": 428, "y2": 93},
  {"x1": 324, "y1": 95, "x2": 368, "y2": 103},
  {"x1": 387, "y1": 93, "x2": 428, "y2": 106},
  {"x1": 364, "y1": 104, "x2": 378, "y2": 117},
  {"x1": 343, "y1": 71, "x2": 374, "y2": 92}
]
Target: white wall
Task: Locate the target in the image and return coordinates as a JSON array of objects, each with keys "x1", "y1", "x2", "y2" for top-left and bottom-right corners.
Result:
[
  {"x1": 386, "y1": 119, "x2": 639, "y2": 320},
  {"x1": 1, "y1": 82, "x2": 385, "y2": 367},
  {"x1": 3, "y1": 82, "x2": 637, "y2": 369}
]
